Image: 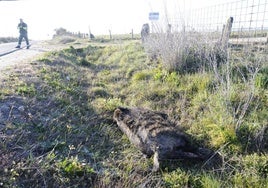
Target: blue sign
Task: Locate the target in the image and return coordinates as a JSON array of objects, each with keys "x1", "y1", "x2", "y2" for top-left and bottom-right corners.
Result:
[{"x1": 149, "y1": 12, "x2": 159, "y2": 21}]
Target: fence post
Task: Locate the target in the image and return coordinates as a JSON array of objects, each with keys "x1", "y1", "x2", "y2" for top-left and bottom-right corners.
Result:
[
  {"x1": 109, "y1": 30, "x2": 112, "y2": 40},
  {"x1": 220, "y1": 17, "x2": 233, "y2": 50}
]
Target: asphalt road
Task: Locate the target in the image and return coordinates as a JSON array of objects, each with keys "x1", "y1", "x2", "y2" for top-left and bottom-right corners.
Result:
[
  {"x1": 0, "y1": 42, "x2": 21, "y2": 57},
  {"x1": 0, "y1": 42, "x2": 17, "y2": 53},
  {"x1": 0, "y1": 39, "x2": 90, "y2": 71},
  {"x1": 0, "y1": 41, "x2": 44, "y2": 71}
]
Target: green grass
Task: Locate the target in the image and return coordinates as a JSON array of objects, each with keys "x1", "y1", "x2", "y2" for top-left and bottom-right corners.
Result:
[{"x1": 0, "y1": 36, "x2": 267, "y2": 187}]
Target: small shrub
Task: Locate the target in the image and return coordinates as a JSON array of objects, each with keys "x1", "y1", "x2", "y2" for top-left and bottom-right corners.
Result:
[
  {"x1": 163, "y1": 168, "x2": 190, "y2": 187},
  {"x1": 164, "y1": 72, "x2": 180, "y2": 85},
  {"x1": 205, "y1": 124, "x2": 237, "y2": 149},
  {"x1": 126, "y1": 68, "x2": 135, "y2": 78},
  {"x1": 58, "y1": 37, "x2": 76, "y2": 44},
  {"x1": 37, "y1": 57, "x2": 52, "y2": 63},
  {"x1": 88, "y1": 87, "x2": 110, "y2": 98},
  {"x1": 92, "y1": 97, "x2": 123, "y2": 112},
  {"x1": 236, "y1": 123, "x2": 268, "y2": 153},
  {"x1": 16, "y1": 83, "x2": 36, "y2": 96},
  {"x1": 144, "y1": 31, "x2": 222, "y2": 73},
  {"x1": 132, "y1": 72, "x2": 151, "y2": 81},
  {"x1": 57, "y1": 156, "x2": 95, "y2": 176},
  {"x1": 79, "y1": 57, "x2": 92, "y2": 67},
  {"x1": 255, "y1": 72, "x2": 268, "y2": 89},
  {"x1": 200, "y1": 174, "x2": 222, "y2": 188}
]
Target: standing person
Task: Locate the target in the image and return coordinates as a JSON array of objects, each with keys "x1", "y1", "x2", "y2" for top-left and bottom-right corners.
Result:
[
  {"x1": 141, "y1": 23, "x2": 150, "y2": 43},
  {"x1": 15, "y1": 18, "x2": 30, "y2": 49}
]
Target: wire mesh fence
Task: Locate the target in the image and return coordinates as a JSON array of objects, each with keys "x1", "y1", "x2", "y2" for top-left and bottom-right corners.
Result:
[{"x1": 169, "y1": 0, "x2": 268, "y2": 45}]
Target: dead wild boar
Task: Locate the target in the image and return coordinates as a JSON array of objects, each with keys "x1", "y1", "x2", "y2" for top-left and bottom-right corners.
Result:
[{"x1": 113, "y1": 107, "x2": 220, "y2": 171}]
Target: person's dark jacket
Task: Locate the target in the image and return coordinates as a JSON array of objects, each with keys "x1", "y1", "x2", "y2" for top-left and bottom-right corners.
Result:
[{"x1": 18, "y1": 22, "x2": 28, "y2": 34}]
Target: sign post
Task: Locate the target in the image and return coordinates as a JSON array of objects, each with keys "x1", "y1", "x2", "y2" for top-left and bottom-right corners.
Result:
[
  {"x1": 149, "y1": 12, "x2": 159, "y2": 21},
  {"x1": 149, "y1": 12, "x2": 159, "y2": 33}
]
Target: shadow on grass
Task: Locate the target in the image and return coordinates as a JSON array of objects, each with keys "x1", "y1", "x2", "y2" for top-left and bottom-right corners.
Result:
[{"x1": 0, "y1": 45, "x2": 125, "y2": 187}]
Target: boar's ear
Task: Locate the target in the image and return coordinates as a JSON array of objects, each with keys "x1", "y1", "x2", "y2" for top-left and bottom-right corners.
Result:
[{"x1": 113, "y1": 108, "x2": 122, "y2": 120}]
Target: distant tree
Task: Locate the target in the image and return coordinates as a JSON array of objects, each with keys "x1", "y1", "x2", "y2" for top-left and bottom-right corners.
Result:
[
  {"x1": 0, "y1": 37, "x2": 18, "y2": 44},
  {"x1": 54, "y1": 27, "x2": 69, "y2": 36}
]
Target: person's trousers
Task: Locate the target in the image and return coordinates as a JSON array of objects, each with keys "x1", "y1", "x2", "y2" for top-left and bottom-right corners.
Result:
[{"x1": 18, "y1": 33, "x2": 29, "y2": 46}]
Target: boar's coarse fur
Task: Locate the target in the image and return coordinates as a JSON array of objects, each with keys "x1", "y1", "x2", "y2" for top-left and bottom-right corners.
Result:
[{"x1": 113, "y1": 107, "x2": 220, "y2": 171}]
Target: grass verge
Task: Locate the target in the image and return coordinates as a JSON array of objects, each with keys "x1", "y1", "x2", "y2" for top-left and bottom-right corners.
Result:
[{"x1": 0, "y1": 37, "x2": 267, "y2": 187}]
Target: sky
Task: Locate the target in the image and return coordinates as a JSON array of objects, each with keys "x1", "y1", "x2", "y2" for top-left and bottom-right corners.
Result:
[{"x1": 0, "y1": 0, "x2": 237, "y2": 40}]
